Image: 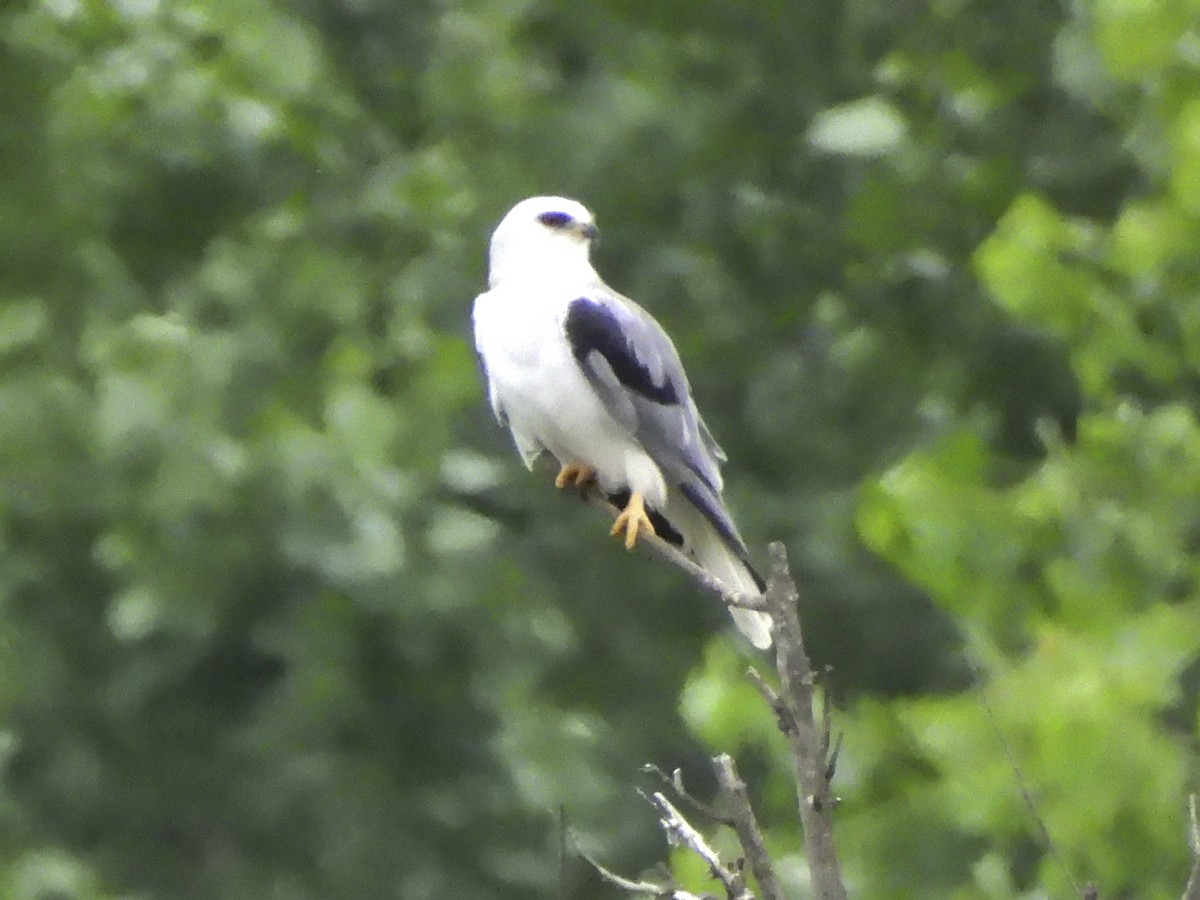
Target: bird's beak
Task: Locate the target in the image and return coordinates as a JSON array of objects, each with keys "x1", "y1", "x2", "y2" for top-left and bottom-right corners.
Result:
[{"x1": 576, "y1": 222, "x2": 599, "y2": 241}]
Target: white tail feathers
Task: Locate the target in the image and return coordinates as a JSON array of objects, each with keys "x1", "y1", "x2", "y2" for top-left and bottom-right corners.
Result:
[
  {"x1": 661, "y1": 489, "x2": 773, "y2": 649},
  {"x1": 691, "y1": 531, "x2": 773, "y2": 649}
]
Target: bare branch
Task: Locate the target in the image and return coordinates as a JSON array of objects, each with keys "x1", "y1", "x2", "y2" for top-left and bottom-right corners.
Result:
[
  {"x1": 972, "y1": 665, "x2": 1084, "y2": 897},
  {"x1": 575, "y1": 839, "x2": 704, "y2": 899},
  {"x1": 574, "y1": 786, "x2": 755, "y2": 900},
  {"x1": 645, "y1": 790, "x2": 755, "y2": 900},
  {"x1": 642, "y1": 763, "x2": 730, "y2": 825},
  {"x1": 556, "y1": 472, "x2": 847, "y2": 899},
  {"x1": 745, "y1": 667, "x2": 790, "y2": 729},
  {"x1": 762, "y1": 541, "x2": 847, "y2": 899},
  {"x1": 713, "y1": 754, "x2": 785, "y2": 900}
]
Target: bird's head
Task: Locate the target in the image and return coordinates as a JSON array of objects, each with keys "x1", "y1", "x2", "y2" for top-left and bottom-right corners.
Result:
[{"x1": 487, "y1": 196, "x2": 599, "y2": 288}]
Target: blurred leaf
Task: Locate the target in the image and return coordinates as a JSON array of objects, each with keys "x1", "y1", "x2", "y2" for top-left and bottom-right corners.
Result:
[{"x1": 808, "y1": 96, "x2": 908, "y2": 157}]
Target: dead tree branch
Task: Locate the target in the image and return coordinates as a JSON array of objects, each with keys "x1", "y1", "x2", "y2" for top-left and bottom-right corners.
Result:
[
  {"x1": 761, "y1": 541, "x2": 847, "y2": 899},
  {"x1": 641, "y1": 764, "x2": 729, "y2": 825},
  {"x1": 572, "y1": 498, "x2": 849, "y2": 898},
  {"x1": 713, "y1": 754, "x2": 786, "y2": 900},
  {"x1": 574, "y1": 837, "x2": 706, "y2": 900},
  {"x1": 644, "y1": 789, "x2": 755, "y2": 900}
]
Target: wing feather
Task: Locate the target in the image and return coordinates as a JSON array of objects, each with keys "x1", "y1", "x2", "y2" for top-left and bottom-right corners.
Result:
[
  {"x1": 564, "y1": 290, "x2": 723, "y2": 493},
  {"x1": 563, "y1": 288, "x2": 765, "y2": 598},
  {"x1": 475, "y1": 347, "x2": 508, "y2": 427}
]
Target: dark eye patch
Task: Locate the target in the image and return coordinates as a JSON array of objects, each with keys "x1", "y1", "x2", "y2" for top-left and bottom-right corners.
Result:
[{"x1": 537, "y1": 211, "x2": 574, "y2": 228}]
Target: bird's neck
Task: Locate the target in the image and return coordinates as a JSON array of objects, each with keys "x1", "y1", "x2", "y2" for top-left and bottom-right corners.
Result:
[{"x1": 488, "y1": 242, "x2": 596, "y2": 290}]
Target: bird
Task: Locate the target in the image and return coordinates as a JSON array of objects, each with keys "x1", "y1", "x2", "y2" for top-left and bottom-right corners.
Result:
[{"x1": 472, "y1": 196, "x2": 772, "y2": 648}]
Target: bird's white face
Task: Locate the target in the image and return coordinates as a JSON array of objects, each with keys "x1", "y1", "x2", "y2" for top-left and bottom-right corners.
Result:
[{"x1": 487, "y1": 196, "x2": 599, "y2": 288}]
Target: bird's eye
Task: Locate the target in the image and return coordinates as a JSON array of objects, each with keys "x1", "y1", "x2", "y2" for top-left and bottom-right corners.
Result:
[{"x1": 537, "y1": 211, "x2": 574, "y2": 229}]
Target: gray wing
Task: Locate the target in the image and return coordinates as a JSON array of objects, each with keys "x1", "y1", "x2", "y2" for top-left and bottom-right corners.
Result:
[
  {"x1": 563, "y1": 286, "x2": 724, "y2": 492},
  {"x1": 564, "y1": 285, "x2": 762, "y2": 586}
]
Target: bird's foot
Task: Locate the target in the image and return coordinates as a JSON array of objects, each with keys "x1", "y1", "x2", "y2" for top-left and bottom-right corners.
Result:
[
  {"x1": 610, "y1": 491, "x2": 656, "y2": 550},
  {"x1": 554, "y1": 463, "x2": 596, "y2": 494}
]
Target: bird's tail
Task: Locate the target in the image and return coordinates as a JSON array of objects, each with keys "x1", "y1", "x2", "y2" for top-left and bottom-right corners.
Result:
[
  {"x1": 691, "y1": 530, "x2": 773, "y2": 649},
  {"x1": 666, "y1": 485, "x2": 773, "y2": 649}
]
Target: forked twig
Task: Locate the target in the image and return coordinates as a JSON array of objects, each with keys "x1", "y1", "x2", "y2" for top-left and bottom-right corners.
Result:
[
  {"x1": 713, "y1": 754, "x2": 786, "y2": 900},
  {"x1": 643, "y1": 789, "x2": 755, "y2": 900}
]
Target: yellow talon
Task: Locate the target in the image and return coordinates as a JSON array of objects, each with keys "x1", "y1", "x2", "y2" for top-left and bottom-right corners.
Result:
[
  {"x1": 555, "y1": 463, "x2": 596, "y2": 491},
  {"x1": 610, "y1": 490, "x2": 656, "y2": 550}
]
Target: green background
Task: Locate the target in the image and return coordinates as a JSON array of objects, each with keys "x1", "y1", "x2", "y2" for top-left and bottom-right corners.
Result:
[{"x1": 1, "y1": 0, "x2": 1198, "y2": 896}]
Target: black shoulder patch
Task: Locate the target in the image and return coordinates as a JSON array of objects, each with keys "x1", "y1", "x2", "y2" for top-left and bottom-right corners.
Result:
[{"x1": 564, "y1": 299, "x2": 679, "y2": 405}]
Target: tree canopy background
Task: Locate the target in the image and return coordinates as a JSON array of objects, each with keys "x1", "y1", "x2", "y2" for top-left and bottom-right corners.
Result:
[{"x1": 1, "y1": 0, "x2": 1198, "y2": 896}]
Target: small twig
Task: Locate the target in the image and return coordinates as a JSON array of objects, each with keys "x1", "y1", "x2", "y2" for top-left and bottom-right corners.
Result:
[
  {"x1": 818, "y1": 669, "x2": 834, "y2": 756},
  {"x1": 745, "y1": 667, "x2": 796, "y2": 735},
  {"x1": 814, "y1": 670, "x2": 842, "y2": 784},
  {"x1": 642, "y1": 763, "x2": 730, "y2": 825},
  {"x1": 574, "y1": 837, "x2": 704, "y2": 899},
  {"x1": 825, "y1": 732, "x2": 844, "y2": 785},
  {"x1": 972, "y1": 663, "x2": 1084, "y2": 897},
  {"x1": 713, "y1": 754, "x2": 785, "y2": 900},
  {"x1": 558, "y1": 805, "x2": 569, "y2": 899},
  {"x1": 1182, "y1": 794, "x2": 1200, "y2": 900},
  {"x1": 644, "y1": 790, "x2": 754, "y2": 900},
  {"x1": 575, "y1": 785, "x2": 754, "y2": 900}
]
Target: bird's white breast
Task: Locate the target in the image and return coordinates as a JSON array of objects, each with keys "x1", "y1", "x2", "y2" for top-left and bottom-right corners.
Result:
[{"x1": 473, "y1": 282, "x2": 667, "y2": 507}]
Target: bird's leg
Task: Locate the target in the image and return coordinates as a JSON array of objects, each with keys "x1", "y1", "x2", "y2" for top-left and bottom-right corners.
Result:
[
  {"x1": 554, "y1": 462, "x2": 596, "y2": 493},
  {"x1": 610, "y1": 490, "x2": 656, "y2": 550}
]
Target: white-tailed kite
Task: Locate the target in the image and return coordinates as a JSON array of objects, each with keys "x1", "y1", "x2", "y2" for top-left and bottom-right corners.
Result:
[{"x1": 473, "y1": 196, "x2": 772, "y2": 648}]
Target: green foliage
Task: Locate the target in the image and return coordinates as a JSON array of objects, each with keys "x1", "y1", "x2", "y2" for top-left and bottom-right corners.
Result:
[
  {"x1": 0, "y1": 0, "x2": 1197, "y2": 897},
  {"x1": 840, "y1": 0, "x2": 1200, "y2": 894}
]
